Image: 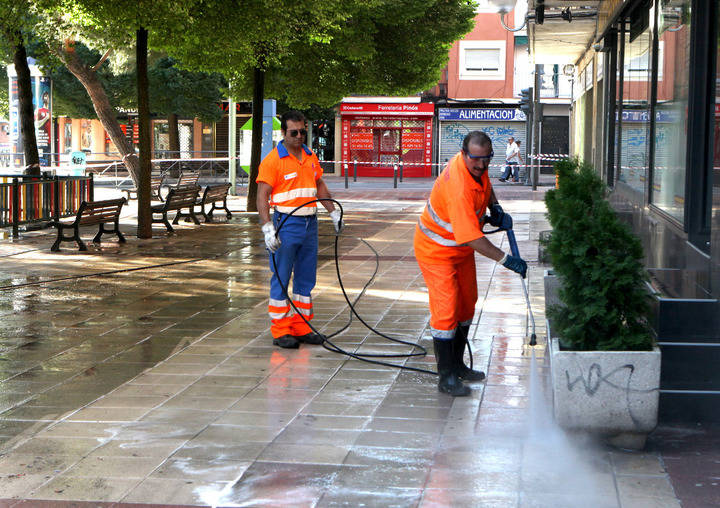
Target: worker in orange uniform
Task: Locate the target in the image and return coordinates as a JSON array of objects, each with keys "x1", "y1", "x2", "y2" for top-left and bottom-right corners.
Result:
[
  {"x1": 257, "y1": 111, "x2": 342, "y2": 349},
  {"x1": 414, "y1": 131, "x2": 527, "y2": 396}
]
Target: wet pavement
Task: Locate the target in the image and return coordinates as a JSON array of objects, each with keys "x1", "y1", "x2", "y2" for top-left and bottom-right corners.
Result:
[{"x1": 0, "y1": 176, "x2": 713, "y2": 507}]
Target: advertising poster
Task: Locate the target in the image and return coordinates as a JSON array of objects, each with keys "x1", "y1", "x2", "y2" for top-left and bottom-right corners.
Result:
[
  {"x1": 34, "y1": 76, "x2": 51, "y2": 165},
  {"x1": 7, "y1": 62, "x2": 53, "y2": 168},
  {"x1": 81, "y1": 119, "x2": 92, "y2": 151},
  {"x1": 8, "y1": 76, "x2": 22, "y2": 166}
]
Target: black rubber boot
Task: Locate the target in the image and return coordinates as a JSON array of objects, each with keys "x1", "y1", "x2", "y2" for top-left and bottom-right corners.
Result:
[
  {"x1": 453, "y1": 325, "x2": 486, "y2": 381},
  {"x1": 273, "y1": 334, "x2": 299, "y2": 349},
  {"x1": 296, "y1": 333, "x2": 324, "y2": 345},
  {"x1": 433, "y1": 338, "x2": 470, "y2": 397}
]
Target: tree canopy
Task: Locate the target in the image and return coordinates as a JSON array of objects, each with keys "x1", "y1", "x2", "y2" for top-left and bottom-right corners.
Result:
[{"x1": 159, "y1": 0, "x2": 475, "y2": 108}]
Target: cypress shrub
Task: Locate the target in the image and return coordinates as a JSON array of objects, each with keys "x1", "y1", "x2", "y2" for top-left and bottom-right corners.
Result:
[{"x1": 542, "y1": 158, "x2": 654, "y2": 351}]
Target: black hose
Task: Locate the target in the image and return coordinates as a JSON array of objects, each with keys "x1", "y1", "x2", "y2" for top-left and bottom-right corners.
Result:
[{"x1": 271, "y1": 199, "x2": 437, "y2": 375}]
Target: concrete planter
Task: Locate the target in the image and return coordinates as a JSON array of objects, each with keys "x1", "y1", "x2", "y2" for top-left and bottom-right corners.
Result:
[{"x1": 544, "y1": 272, "x2": 661, "y2": 450}]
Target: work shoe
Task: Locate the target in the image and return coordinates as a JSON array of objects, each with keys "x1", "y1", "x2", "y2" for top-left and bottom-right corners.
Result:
[
  {"x1": 296, "y1": 333, "x2": 324, "y2": 345},
  {"x1": 433, "y1": 338, "x2": 470, "y2": 397},
  {"x1": 273, "y1": 334, "x2": 299, "y2": 349},
  {"x1": 453, "y1": 325, "x2": 486, "y2": 381}
]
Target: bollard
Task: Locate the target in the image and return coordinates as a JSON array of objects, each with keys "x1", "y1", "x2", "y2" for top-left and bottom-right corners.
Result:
[
  {"x1": 399, "y1": 161, "x2": 403, "y2": 182},
  {"x1": 12, "y1": 178, "x2": 19, "y2": 238},
  {"x1": 344, "y1": 163, "x2": 348, "y2": 189},
  {"x1": 393, "y1": 164, "x2": 398, "y2": 189},
  {"x1": 89, "y1": 172, "x2": 95, "y2": 201},
  {"x1": 53, "y1": 175, "x2": 60, "y2": 222},
  {"x1": 353, "y1": 160, "x2": 357, "y2": 182}
]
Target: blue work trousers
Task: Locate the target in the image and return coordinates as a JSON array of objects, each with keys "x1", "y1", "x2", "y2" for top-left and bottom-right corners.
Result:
[{"x1": 267, "y1": 212, "x2": 318, "y2": 338}]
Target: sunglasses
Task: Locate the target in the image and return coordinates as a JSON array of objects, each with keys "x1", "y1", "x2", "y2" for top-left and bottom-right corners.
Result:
[
  {"x1": 464, "y1": 150, "x2": 494, "y2": 160},
  {"x1": 288, "y1": 129, "x2": 307, "y2": 137}
]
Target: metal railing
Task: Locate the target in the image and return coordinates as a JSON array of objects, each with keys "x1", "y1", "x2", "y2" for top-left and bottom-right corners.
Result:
[
  {"x1": 0, "y1": 174, "x2": 93, "y2": 237},
  {"x1": 84, "y1": 157, "x2": 237, "y2": 193}
]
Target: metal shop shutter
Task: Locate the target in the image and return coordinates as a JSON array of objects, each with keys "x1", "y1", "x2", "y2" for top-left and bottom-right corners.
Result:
[{"x1": 438, "y1": 121, "x2": 527, "y2": 175}]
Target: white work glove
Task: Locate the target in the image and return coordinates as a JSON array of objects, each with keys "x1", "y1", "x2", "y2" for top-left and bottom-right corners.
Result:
[
  {"x1": 261, "y1": 222, "x2": 281, "y2": 252},
  {"x1": 330, "y1": 209, "x2": 343, "y2": 234}
]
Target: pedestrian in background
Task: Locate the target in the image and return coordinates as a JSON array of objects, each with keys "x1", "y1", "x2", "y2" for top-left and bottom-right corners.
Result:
[
  {"x1": 511, "y1": 140, "x2": 523, "y2": 182},
  {"x1": 414, "y1": 131, "x2": 527, "y2": 396},
  {"x1": 499, "y1": 136, "x2": 521, "y2": 182},
  {"x1": 256, "y1": 110, "x2": 342, "y2": 349}
]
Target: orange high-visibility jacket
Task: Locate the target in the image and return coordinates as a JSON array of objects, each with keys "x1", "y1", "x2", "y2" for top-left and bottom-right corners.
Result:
[
  {"x1": 257, "y1": 141, "x2": 323, "y2": 215},
  {"x1": 414, "y1": 152, "x2": 492, "y2": 264}
]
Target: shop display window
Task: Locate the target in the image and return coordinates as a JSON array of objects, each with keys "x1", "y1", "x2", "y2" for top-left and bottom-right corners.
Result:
[
  {"x1": 650, "y1": 0, "x2": 690, "y2": 221},
  {"x1": 617, "y1": 12, "x2": 653, "y2": 195}
]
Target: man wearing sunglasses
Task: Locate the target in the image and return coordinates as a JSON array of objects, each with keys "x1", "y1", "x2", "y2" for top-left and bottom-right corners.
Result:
[
  {"x1": 257, "y1": 111, "x2": 342, "y2": 349},
  {"x1": 414, "y1": 131, "x2": 527, "y2": 396}
]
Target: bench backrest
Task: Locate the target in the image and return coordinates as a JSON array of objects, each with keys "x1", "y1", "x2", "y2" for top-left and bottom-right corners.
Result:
[
  {"x1": 202, "y1": 183, "x2": 231, "y2": 203},
  {"x1": 150, "y1": 174, "x2": 165, "y2": 190},
  {"x1": 76, "y1": 198, "x2": 126, "y2": 226},
  {"x1": 176, "y1": 172, "x2": 199, "y2": 187},
  {"x1": 165, "y1": 185, "x2": 200, "y2": 209}
]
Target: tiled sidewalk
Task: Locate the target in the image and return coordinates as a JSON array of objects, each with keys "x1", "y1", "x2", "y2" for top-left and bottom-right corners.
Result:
[{"x1": 0, "y1": 177, "x2": 690, "y2": 507}]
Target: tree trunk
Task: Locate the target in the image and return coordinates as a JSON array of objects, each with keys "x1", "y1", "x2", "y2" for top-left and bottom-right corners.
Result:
[
  {"x1": 13, "y1": 38, "x2": 39, "y2": 174},
  {"x1": 168, "y1": 112, "x2": 180, "y2": 157},
  {"x1": 136, "y1": 28, "x2": 152, "y2": 239},
  {"x1": 246, "y1": 66, "x2": 265, "y2": 213},
  {"x1": 57, "y1": 45, "x2": 140, "y2": 186}
]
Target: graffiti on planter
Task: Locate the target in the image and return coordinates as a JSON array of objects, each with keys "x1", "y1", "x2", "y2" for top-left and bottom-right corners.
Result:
[{"x1": 565, "y1": 363, "x2": 658, "y2": 427}]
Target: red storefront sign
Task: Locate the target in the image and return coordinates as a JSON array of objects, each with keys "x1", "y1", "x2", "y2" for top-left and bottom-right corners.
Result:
[{"x1": 341, "y1": 102, "x2": 434, "y2": 177}]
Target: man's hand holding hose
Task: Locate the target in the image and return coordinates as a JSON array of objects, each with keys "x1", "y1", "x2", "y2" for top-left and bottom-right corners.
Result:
[{"x1": 483, "y1": 203, "x2": 527, "y2": 278}]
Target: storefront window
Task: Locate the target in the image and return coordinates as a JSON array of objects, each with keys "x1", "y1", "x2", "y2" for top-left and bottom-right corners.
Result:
[
  {"x1": 651, "y1": 1, "x2": 691, "y2": 221},
  {"x1": 154, "y1": 120, "x2": 194, "y2": 159},
  {"x1": 617, "y1": 13, "x2": 653, "y2": 194}
]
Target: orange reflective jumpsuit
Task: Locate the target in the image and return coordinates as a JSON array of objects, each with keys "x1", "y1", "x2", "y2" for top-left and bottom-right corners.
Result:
[{"x1": 414, "y1": 152, "x2": 492, "y2": 338}]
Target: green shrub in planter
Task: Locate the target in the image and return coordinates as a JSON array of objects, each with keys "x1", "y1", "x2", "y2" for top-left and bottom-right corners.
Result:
[{"x1": 542, "y1": 158, "x2": 653, "y2": 351}]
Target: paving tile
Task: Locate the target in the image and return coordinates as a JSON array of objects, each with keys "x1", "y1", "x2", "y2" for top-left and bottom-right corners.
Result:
[
  {"x1": 121, "y1": 477, "x2": 234, "y2": 505},
  {"x1": 60, "y1": 456, "x2": 164, "y2": 479},
  {"x1": 9, "y1": 437, "x2": 101, "y2": 458},
  {"x1": 258, "y1": 443, "x2": 351, "y2": 465},
  {"x1": 149, "y1": 458, "x2": 251, "y2": 482},
  {"x1": 317, "y1": 488, "x2": 422, "y2": 508},
  {"x1": 28, "y1": 476, "x2": 141, "y2": 502}
]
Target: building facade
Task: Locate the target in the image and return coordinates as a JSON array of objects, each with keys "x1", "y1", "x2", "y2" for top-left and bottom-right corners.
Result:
[{"x1": 428, "y1": 5, "x2": 571, "y2": 178}]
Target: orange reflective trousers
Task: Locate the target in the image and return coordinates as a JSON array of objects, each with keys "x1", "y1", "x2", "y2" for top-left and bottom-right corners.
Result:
[{"x1": 417, "y1": 254, "x2": 477, "y2": 338}]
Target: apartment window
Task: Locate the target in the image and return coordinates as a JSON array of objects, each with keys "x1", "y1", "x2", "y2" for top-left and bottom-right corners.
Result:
[{"x1": 459, "y1": 41, "x2": 505, "y2": 80}]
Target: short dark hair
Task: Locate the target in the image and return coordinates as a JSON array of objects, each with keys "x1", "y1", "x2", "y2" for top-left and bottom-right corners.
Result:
[
  {"x1": 516, "y1": 140, "x2": 521, "y2": 145},
  {"x1": 462, "y1": 131, "x2": 492, "y2": 153},
  {"x1": 281, "y1": 110, "x2": 306, "y2": 132}
]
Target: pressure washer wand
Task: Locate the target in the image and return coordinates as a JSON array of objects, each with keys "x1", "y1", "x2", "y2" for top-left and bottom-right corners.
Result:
[{"x1": 505, "y1": 228, "x2": 537, "y2": 346}]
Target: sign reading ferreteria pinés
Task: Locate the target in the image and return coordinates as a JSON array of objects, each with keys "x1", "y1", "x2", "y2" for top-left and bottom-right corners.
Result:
[{"x1": 438, "y1": 108, "x2": 527, "y2": 122}]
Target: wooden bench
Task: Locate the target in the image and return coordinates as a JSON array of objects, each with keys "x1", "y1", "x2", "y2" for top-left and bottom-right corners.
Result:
[
  {"x1": 196, "y1": 183, "x2": 232, "y2": 222},
  {"x1": 151, "y1": 185, "x2": 201, "y2": 233},
  {"x1": 122, "y1": 173, "x2": 165, "y2": 201},
  {"x1": 50, "y1": 198, "x2": 127, "y2": 251}
]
